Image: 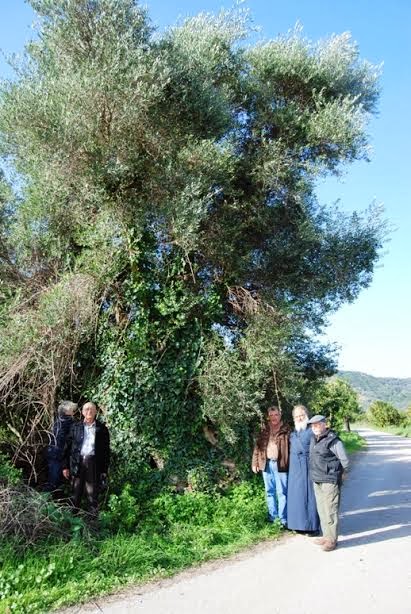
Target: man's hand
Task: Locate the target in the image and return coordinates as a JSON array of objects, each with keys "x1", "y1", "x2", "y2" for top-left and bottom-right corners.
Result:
[
  {"x1": 252, "y1": 464, "x2": 259, "y2": 474},
  {"x1": 62, "y1": 468, "x2": 70, "y2": 479}
]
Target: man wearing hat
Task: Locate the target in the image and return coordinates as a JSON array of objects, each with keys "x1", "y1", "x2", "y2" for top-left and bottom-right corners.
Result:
[{"x1": 308, "y1": 415, "x2": 349, "y2": 551}]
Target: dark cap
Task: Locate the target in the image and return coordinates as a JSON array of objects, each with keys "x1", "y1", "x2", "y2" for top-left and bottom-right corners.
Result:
[{"x1": 307, "y1": 414, "x2": 326, "y2": 424}]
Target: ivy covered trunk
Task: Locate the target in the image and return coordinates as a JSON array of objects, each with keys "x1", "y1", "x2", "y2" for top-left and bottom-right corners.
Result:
[{"x1": 0, "y1": 0, "x2": 385, "y2": 489}]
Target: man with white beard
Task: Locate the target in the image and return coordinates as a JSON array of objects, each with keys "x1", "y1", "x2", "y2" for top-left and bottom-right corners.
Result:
[{"x1": 286, "y1": 405, "x2": 320, "y2": 534}]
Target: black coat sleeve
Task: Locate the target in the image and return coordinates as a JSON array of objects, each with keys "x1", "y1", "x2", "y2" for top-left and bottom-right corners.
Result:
[{"x1": 62, "y1": 424, "x2": 74, "y2": 471}]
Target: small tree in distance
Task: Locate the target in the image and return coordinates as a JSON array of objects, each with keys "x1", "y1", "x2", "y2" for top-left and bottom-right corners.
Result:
[
  {"x1": 367, "y1": 401, "x2": 403, "y2": 428},
  {"x1": 311, "y1": 378, "x2": 361, "y2": 431}
]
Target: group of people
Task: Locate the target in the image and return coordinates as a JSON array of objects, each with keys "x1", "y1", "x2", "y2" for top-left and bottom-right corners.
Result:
[
  {"x1": 252, "y1": 405, "x2": 349, "y2": 552},
  {"x1": 45, "y1": 398, "x2": 348, "y2": 545},
  {"x1": 45, "y1": 400, "x2": 110, "y2": 516}
]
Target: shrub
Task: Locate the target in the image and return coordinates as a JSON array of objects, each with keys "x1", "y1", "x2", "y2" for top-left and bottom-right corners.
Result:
[
  {"x1": 0, "y1": 485, "x2": 84, "y2": 545},
  {"x1": 367, "y1": 400, "x2": 403, "y2": 427},
  {"x1": 99, "y1": 483, "x2": 140, "y2": 533},
  {"x1": 151, "y1": 490, "x2": 217, "y2": 527},
  {"x1": 0, "y1": 452, "x2": 22, "y2": 485}
]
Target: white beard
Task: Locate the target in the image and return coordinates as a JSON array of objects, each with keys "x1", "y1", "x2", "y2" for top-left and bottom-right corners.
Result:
[{"x1": 295, "y1": 419, "x2": 309, "y2": 432}]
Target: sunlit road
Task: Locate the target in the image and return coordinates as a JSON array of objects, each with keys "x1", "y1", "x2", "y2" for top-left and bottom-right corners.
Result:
[{"x1": 64, "y1": 429, "x2": 411, "y2": 614}]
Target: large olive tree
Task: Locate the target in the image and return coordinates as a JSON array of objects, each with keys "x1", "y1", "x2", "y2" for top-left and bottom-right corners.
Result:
[{"x1": 0, "y1": 0, "x2": 385, "y2": 485}]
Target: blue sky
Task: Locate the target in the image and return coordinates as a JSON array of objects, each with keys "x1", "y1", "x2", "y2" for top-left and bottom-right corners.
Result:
[{"x1": 1, "y1": 1, "x2": 410, "y2": 378}]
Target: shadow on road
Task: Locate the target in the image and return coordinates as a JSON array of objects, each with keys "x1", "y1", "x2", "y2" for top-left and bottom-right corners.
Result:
[{"x1": 338, "y1": 430, "x2": 411, "y2": 549}]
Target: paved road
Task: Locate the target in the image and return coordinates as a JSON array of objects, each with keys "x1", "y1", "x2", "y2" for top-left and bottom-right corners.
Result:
[{"x1": 66, "y1": 429, "x2": 411, "y2": 614}]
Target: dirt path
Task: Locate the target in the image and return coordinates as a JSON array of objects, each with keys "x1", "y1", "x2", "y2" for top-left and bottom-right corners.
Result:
[{"x1": 64, "y1": 429, "x2": 411, "y2": 614}]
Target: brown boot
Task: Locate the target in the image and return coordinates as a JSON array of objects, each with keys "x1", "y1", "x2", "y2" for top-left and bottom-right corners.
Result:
[
  {"x1": 314, "y1": 537, "x2": 327, "y2": 545},
  {"x1": 322, "y1": 539, "x2": 337, "y2": 552}
]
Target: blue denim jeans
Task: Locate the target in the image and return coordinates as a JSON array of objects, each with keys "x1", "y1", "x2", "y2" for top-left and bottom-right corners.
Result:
[{"x1": 262, "y1": 459, "x2": 288, "y2": 525}]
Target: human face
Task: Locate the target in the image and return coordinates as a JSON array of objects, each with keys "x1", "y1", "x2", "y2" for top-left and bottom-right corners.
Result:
[
  {"x1": 268, "y1": 409, "x2": 281, "y2": 428},
  {"x1": 311, "y1": 421, "x2": 327, "y2": 437},
  {"x1": 82, "y1": 403, "x2": 97, "y2": 425},
  {"x1": 293, "y1": 408, "x2": 308, "y2": 432}
]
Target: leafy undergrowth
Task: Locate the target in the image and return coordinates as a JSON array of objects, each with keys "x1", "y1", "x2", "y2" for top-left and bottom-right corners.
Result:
[
  {"x1": 0, "y1": 434, "x2": 365, "y2": 614},
  {"x1": 339, "y1": 430, "x2": 366, "y2": 453},
  {"x1": 0, "y1": 480, "x2": 282, "y2": 613}
]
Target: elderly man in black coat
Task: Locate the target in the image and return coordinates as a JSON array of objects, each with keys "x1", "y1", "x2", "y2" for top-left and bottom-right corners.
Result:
[{"x1": 63, "y1": 401, "x2": 110, "y2": 515}]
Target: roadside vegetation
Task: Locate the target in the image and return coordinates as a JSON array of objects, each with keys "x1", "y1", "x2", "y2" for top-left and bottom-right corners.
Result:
[
  {"x1": 0, "y1": 475, "x2": 281, "y2": 613},
  {"x1": 339, "y1": 431, "x2": 365, "y2": 453},
  {"x1": 353, "y1": 400, "x2": 411, "y2": 437},
  {"x1": 1, "y1": 432, "x2": 364, "y2": 614}
]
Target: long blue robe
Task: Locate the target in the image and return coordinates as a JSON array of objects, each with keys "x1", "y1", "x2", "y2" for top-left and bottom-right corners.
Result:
[{"x1": 287, "y1": 427, "x2": 320, "y2": 531}]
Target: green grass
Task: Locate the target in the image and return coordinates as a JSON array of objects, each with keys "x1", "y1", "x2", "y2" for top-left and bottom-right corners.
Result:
[
  {"x1": 339, "y1": 430, "x2": 366, "y2": 453},
  {"x1": 0, "y1": 481, "x2": 282, "y2": 614}
]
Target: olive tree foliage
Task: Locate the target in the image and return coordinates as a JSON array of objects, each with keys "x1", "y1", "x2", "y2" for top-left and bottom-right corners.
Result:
[{"x1": 0, "y1": 0, "x2": 385, "y2": 484}]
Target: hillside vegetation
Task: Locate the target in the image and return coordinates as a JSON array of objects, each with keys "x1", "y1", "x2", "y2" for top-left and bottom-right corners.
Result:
[{"x1": 338, "y1": 371, "x2": 411, "y2": 410}]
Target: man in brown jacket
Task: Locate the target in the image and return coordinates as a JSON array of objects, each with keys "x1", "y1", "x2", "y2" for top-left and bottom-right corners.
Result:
[{"x1": 252, "y1": 406, "x2": 291, "y2": 526}]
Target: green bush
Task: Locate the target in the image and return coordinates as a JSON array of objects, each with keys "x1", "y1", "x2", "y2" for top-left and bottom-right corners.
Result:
[
  {"x1": 100, "y1": 483, "x2": 140, "y2": 533},
  {"x1": 367, "y1": 400, "x2": 404, "y2": 427},
  {"x1": 151, "y1": 491, "x2": 217, "y2": 527},
  {"x1": 0, "y1": 452, "x2": 22, "y2": 485}
]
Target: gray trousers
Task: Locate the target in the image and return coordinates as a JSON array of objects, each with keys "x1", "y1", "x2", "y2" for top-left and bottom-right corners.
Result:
[{"x1": 313, "y1": 481, "x2": 341, "y2": 543}]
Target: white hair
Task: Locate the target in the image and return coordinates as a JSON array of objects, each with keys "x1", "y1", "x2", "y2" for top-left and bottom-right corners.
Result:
[
  {"x1": 292, "y1": 404, "x2": 309, "y2": 417},
  {"x1": 57, "y1": 400, "x2": 77, "y2": 417}
]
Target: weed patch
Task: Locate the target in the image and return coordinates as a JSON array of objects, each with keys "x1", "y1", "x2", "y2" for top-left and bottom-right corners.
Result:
[{"x1": 0, "y1": 480, "x2": 280, "y2": 613}]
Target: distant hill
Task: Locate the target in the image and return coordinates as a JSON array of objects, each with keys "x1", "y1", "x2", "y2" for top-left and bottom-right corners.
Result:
[{"x1": 337, "y1": 371, "x2": 411, "y2": 410}]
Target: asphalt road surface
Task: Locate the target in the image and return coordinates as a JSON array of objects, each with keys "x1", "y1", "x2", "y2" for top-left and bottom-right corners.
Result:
[{"x1": 65, "y1": 429, "x2": 411, "y2": 614}]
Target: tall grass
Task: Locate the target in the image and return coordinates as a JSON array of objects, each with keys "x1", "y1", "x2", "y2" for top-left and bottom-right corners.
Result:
[{"x1": 339, "y1": 430, "x2": 366, "y2": 453}]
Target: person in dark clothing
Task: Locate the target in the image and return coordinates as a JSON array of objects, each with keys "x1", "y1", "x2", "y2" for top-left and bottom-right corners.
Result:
[
  {"x1": 252, "y1": 406, "x2": 291, "y2": 526},
  {"x1": 308, "y1": 415, "x2": 349, "y2": 551},
  {"x1": 63, "y1": 401, "x2": 110, "y2": 515},
  {"x1": 287, "y1": 405, "x2": 320, "y2": 534},
  {"x1": 45, "y1": 400, "x2": 77, "y2": 492}
]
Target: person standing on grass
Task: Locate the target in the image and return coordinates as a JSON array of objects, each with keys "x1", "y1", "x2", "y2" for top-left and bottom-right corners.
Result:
[
  {"x1": 63, "y1": 401, "x2": 110, "y2": 516},
  {"x1": 45, "y1": 400, "x2": 77, "y2": 492},
  {"x1": 308, "y1": 414, "x2": 349, "y2": 551},
  {"x1": 252, "y1": 406, "x2": 291, "y2": 527},
  {"x1": 287, "y1": 405, "x2": 320, "y2": 534}
]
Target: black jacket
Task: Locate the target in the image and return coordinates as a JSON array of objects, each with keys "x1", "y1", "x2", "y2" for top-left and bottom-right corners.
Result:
[
  {"x1": 47, "y1": 415, "x2": 74, "y2": 460},
  {"x1": 63, "y1": 420, "x2": 110, "y2": 478},
  {"x1": 309, "y1": 429, "x2": 343, "y2": 484}
]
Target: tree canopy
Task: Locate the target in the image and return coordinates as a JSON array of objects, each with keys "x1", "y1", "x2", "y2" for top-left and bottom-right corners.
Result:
[
  {"x1": 0, "y1": 0, "x2": 385, "y2": 485},
  {"x1": 310, "y1": 377, "x2": 362, "y2": 431}
]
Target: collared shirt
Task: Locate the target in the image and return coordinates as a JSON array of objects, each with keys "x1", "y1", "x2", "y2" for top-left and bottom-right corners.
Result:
[{"x1": 80, "y1": 422, "x2": 96, "y2": 457}]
